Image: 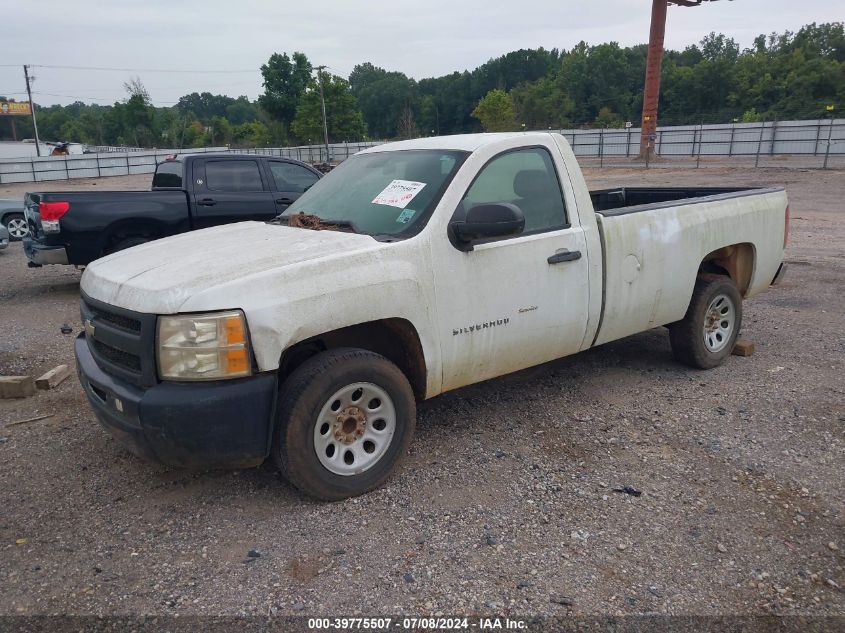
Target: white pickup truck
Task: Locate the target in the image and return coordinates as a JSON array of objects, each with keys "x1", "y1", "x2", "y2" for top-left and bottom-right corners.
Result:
[{"x1": 75, "y1": 133, "x2": 788, "y2": 499}]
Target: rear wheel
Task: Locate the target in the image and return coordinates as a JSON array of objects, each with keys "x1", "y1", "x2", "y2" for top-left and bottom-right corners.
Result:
[
  {"x1": 669, "y1": 275, "x2": 742, "y2": 369},
  {"x1": 106, "y1": 236, "x2": 149, "y2": 255},
  {"x1": 3, "y1": 214, "x2": 28, "y2": 240},
  {"x1": 272, "y1": 348, "x2": 416, "y2": 500}
]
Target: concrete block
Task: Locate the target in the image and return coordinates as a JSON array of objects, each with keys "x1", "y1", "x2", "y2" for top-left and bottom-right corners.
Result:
[{"x1": 0, "y1": 376, "x2": 36, "y2": 399}]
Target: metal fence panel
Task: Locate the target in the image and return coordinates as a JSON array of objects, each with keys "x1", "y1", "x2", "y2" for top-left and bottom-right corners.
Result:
[{"x1": 1, "y1": 121, "x2": 842, "y2": 184}]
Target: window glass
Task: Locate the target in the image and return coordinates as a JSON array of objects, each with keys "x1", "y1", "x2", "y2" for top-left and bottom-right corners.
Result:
[
  {"x1": 152, "y1": 161, "x2": 182, "y2": 188},
  {"x1": 270, "y1": 162, "x2": 320, "y2": 193},
  {"x1": 462, "y1": 147, "x2": 567, "y2": 233},
  {"x1": 283, "y1": 150, "x2": 468, "y2": 237},
  {"x1": 205, "y1": 160, "x2": 263, "y2": 192}
]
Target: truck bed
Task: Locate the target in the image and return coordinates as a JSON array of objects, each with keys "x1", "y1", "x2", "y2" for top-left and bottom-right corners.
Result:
[
  {"x1": 24, "y1": 190, "x2": 190, "y2": 265},
  {"x1": 589, "y1": 186, "x2": 788, "y2": 348},
  {"x1": 590, "y1": 187, "x2": 767, "y2": 215}
]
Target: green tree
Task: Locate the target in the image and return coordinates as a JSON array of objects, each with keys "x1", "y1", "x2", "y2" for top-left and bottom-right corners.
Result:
[
  {"x1": 2, "y1": 22, "x2": 844, "y2": 145},
  {"x1": 259, "y1": 52, "x2": 312, "y2": 129},
  {"x1": 418, "y1": 95, "x2": 440, "y2": 135},
  {"x1": 349, "y1": 63, "x2": 417, "y2": 138},
  {"x1": 510, "y1": 77, "x2": 575, "y2": 129},
  {"x1": 292, "y1": 71, "x2": 367, "y2": 143},
  {"x1": 740, "y1": 108, "x2": 762, "y2": 123},
  {"x1": 209, "y1": 115, "x2": 233, "y2": 146},
  {"x1": 225, "y1": 97, "x2": 258, "y2": 125},
  {"x1": 471, "y1": 89, "x2": 516, "y2": 132},
  {"x1": 593, "y1": 106, "x2": 625, "y2": 128},
  {"x1": 123, "y1": 94, "x2": 154, "y2": 146},
  {"x1": 232, "y1": 121, "x2": 271, "y2": 147}
]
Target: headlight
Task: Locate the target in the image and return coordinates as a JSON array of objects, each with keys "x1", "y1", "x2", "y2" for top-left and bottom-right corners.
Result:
[{"x1": 157, "y1": 310, "x2": 251, "y2": 381}]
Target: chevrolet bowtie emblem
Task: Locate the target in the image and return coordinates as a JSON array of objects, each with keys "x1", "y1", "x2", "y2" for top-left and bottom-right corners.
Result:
[{"x1": 84, "y1": 319, "x2": 96, "y2": 338}]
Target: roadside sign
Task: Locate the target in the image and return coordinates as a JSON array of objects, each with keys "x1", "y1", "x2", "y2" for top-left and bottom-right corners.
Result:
[{"x1": 0, "y1": 101, "x2": 32, "y2": 116}]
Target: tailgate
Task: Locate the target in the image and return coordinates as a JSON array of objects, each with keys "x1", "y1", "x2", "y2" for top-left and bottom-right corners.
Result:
[{"x1": 23, "y1": 193, "x2": 48, "y2": 240}]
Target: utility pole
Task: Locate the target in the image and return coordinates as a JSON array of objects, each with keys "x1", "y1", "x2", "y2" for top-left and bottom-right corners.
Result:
[
  {"x1": 638, "y1": 0, "x2": 727, "y2": 159},
  {"x1": 23, "y1": 64, "x2": 42, "y2": 156},
  {"x1": 315, "y1": 65, "x2": 330, "y2": 163},
  {"x1": 639, "y1": 0, "x2": 667, "y2": 159}
]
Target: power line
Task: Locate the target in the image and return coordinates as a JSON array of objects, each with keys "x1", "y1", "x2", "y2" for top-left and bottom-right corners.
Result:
[
  {"x1": 32, "y1": 91, "x2": 180, "y2": 105},
  {"x1": 27, "y1": 64, "x2": 259, "y2": 74}
]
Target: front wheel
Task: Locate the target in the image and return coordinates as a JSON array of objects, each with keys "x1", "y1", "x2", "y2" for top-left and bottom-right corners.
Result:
[
  {"x1": 669, "y1": 275, "x2": 742, "y2": 369},
  {"x1": 272, "y1": 348, "x2": 416, "y2": 500}
]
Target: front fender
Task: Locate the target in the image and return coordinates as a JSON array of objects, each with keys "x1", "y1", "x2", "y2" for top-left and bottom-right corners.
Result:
[{"x1": 183, "y1": 238, "x2": 442, "y2": 397}]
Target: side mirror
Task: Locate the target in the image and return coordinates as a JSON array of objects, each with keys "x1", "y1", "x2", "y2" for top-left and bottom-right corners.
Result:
[{"x1": 450, "y1": 203, "x2": 525, "y2": 249}]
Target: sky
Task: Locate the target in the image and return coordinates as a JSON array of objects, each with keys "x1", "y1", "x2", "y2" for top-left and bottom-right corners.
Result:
[{"x1": 0, "y1": 0, "x2": 841, "y2": 107}]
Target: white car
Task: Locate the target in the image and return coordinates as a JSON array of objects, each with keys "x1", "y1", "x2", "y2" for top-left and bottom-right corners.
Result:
[{"x1": 76, "y1": 132, "x2": 789, "y2": 500}]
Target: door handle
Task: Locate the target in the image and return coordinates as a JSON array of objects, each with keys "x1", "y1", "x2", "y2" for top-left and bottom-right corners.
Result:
[
  {"x1": 547, "y1": 250, "x2": 582, "y2": 264},
  {"x1": 275, "y1": 197, "x2": 293, "y2": 205},
  {"x1": 197, "y1": 198, "x2": 217, "y2": 206}
]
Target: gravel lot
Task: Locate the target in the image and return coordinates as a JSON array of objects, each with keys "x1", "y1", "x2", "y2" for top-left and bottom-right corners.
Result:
[{"x1": 0, "y1": 164, "x2": 843, "y2": 620}]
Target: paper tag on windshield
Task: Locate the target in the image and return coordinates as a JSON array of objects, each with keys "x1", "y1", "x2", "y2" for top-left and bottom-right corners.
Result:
[{"x1": 372, "y1": 180, "x2": 426, "y2": 209}]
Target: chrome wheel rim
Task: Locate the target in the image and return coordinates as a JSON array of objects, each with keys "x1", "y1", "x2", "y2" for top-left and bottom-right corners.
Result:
[
  {"x1": 6, "y1": 217, "x2": 28, "y2": 238},
  {"x1": 314, "y1": 382, "x2": 396, "y2": 476},
  {"x1": 703, "y1": 293, "x2": 735, "y2": 353}
]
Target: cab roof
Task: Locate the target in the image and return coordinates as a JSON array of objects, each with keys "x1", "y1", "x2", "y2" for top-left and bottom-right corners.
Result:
[{"x1": 359, "y1": 132, "x2": 558, "y2": 154}]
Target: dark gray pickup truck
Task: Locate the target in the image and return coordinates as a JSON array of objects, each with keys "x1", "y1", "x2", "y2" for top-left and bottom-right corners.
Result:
[{"x1": 22, "y1": 153, "x2": 322, "y2": 267}]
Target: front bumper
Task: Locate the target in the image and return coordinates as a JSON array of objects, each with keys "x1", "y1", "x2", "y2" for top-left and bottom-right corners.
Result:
[
  {"x1": 23, "y1": 237, "x2": 68, "y2": 265},
  {"x1": 75, "y1": 334, "x2": 276, "y2": 469}
]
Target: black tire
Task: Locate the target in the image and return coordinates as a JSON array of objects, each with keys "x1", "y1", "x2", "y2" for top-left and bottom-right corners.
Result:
[
  {"x1": 272, "y1": 348, "x2": 416, "y2": 501},
  {"x1": 3, "y1": 213, "x2": 29, "y2": 241},
  {"x1": 107, "y1": 236, "x2": 149, "y2": 255},
  {"x1": 669, "y1": 274, "x2": 742, "y2": 369}
]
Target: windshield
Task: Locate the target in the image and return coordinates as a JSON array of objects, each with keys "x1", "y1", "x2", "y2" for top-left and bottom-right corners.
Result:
[{"x1": 281, "y1": 149, "x2": 469, "y2": 238}]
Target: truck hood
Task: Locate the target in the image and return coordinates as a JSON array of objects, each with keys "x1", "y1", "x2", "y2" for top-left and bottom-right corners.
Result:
[{"x1": 81, "y1": 221, "x2": 379, "y2": 313}]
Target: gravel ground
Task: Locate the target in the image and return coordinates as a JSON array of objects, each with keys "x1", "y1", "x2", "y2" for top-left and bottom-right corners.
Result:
[{"x1": 0, "y1": 165, "x2": 843, "y2": 620}]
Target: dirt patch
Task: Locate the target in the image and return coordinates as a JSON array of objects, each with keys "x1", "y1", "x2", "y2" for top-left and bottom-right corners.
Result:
[{"x1": 0, "y1": 165, "x2": 843, "y2": 617}]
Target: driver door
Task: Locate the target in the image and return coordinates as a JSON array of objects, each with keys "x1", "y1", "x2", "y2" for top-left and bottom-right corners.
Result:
[{"x1": 431, "y1": 144, "x2": 590, "y2": 392}]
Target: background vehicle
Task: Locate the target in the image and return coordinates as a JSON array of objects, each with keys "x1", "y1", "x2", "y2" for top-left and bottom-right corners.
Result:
[
  {"x1": 76, "y1": 132, "x2": 789, "y2": 500},
  {"x1": 21, "y1": 153, "x2": 322, "y2": 266},
  {"x1": 0, "y1": 223, "x2": 9, "y2": 249},
  {"x1": 0, "y1": 199, "x2": 28, "y2": 241}
]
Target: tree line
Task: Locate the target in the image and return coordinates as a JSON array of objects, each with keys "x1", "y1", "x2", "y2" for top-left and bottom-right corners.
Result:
[{"x1": 0, "y1": 22, "x2": 841, "y2": 148}]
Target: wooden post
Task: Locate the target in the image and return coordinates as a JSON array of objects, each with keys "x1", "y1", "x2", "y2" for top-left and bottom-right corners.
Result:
[{"x1": 639, "y1": 0, "x2": 668, "y2": 159}]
